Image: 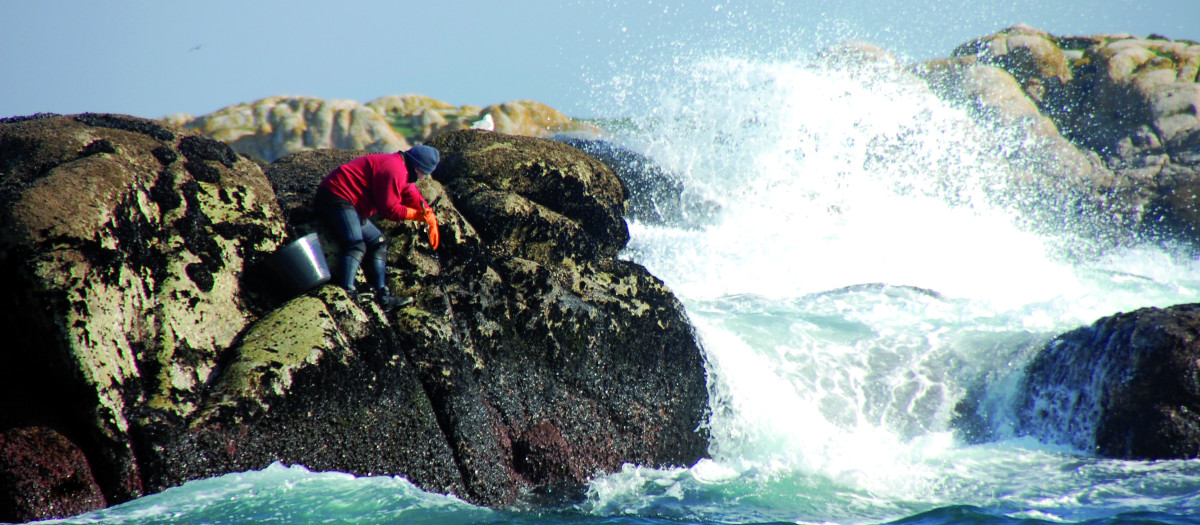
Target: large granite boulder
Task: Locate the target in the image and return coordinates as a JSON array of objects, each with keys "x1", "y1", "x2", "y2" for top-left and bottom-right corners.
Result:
[
  {"x1": 0, "y1": 115, "x2": 710, "y2": 519},
  {"x1": 0, "y1": 113, "x2": 287, "y2": 517},
  {"x1": 168, "y1": 96, "x2": 411, "y2": 163},
  {"x1": 395, "y1": 130, "x2": 709, "y2": 503},
  {"x1": 1007, "y1": 304, "x2": 1200, "y2": 459},
  {"x1": 937, "y1": 27, "x2": 1200, "y2": 247}
]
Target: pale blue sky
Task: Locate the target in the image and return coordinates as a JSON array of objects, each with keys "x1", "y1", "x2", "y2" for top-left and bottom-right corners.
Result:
[{"x1": 2, "y1": 0, "x2": 1197, "y2": 120}]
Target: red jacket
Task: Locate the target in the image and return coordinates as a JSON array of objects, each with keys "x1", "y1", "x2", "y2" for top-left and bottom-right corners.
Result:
[{"x1": 318, "y1": 153, "x2": 428, "y2": 221}]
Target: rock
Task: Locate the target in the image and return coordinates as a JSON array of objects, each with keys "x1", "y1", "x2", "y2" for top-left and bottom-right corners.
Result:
[
  {"x1": 925, "y1": 27, "x2": 1200, "y2": 250},
  {"x1": 178, "y1": 95, "x2": 605, "y2": 164},
  {"x1": 0, "y1": 113, "x2": 288, "y2": 507},
  {"x1": 1058, "y1": 36, "x2": 1200, "y2": 163},
  {"x1": 455, "y1": 101, "x2": 602, "y2": 138},
  {"x1": 409, "y1": 130, "x2": 708, "y2": 504},
  {"x1": 1008, "y1": 304, "x2": 1200, "y2": 459},
  {"x1": 136, "y1": 286, "x2": 465, "y2": 497},
  {"x1": 221, "y1": 135, "x2": 709, "y2": 505},
  {"x1": 161, "y1": 113, "x2": 192, "y2": 127},
  {"x1": 0, "y1": 427, "x2": 106, "y2": 522},
  {"x1": 366, "y1": 94, "x2": 458, "y2": 116},
  {"x1": 430, "y1": 130, "x2": 629, "y2": 263},
  {"x1": 953, "y1": 24, "x2": 1073, "y2": 105},
  {"x1": 366, "y1": 94, "x2": 464, "y2": 145},
  {"x1": 915, "y1": 59, "x2": 1060, "y2": 136},
  {"x1": 0, "y1": 116, "x2": 710, "y2": 515},
  {"x1": 177, "y1": 96, "x2": 410, "y2": 163},
  {"x1": 911, "y1": 58, "x2": 1123, "y2": 247},
  {"x1": 556, "y1": 138, "x2": 719, "y2": 227}
]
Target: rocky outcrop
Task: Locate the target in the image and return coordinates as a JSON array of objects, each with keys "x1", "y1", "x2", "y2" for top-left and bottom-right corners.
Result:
[
  {"x1": 556, "y1": 138, "x2": 719, "y2": 227},
  {"x1": 1007, "y1": 304, "x2": 1200, "y2": 459},
  {"x1": 369, "y1": 96, "x2": 603, "y2": 143},
  {"x1": 0, "y1": 115, "x2": 709, "y2": 521},
  {"x1": 136, "y1": 285, "x2": 466, "y2": 501},
  {"x1": 170, "y1": 96, "x2": 411, "y2": 163},
  {"x1": 924, "y1": 25, "x2": 1200, "y2": 248},
  {"x1": 173, "y1": 95, "x2": 603, "y2": 164},
  {"x1": 925, "y1": 27, "x2": 1200, "y2": 460},
  {"x1": 443, "y1": 100, "x2": 602, "y2": 139},
  {"x1": 0, "y1": 113, "x2": 286, "y2": 519},
  {"x1": 379, "y1": 130, "x2": 708, "y2": 503},
  {"x1": 366, "y1": 94, "x2": 469, "y2": 146},
  {"x1": 0, "y1": 427, "x2": 105, "y2": 522}
]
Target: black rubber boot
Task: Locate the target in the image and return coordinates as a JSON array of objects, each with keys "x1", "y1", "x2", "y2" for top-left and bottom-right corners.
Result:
[
  {"x1": 363, "y1": 237, "x2": 388, "y2": 292},
  {"x1": 375, "y1": 288, "x2": 413, "y2": 309},
  {"x1": 337, "y1": 252, "x2": 363, "y2": 291}
]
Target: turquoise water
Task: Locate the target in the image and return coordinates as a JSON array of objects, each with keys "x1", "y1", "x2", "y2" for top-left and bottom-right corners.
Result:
[{"x1": 42, "y1": 53, "x2": 1200, "y2": 524}]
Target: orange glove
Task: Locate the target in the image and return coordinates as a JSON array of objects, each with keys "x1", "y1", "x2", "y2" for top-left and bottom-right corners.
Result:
[{"x1": 421, "y1": 206, "x2": 439, "y2": 250}]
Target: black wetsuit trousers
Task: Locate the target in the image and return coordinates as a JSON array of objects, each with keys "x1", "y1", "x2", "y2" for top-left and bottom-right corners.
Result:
[{"x1": 313, "y1": 186, "x2": 388, "y2": 292}]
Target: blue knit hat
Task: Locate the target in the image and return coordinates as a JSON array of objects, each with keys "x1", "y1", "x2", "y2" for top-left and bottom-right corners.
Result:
[{"x1": 403, "y1": 145, "x2": 440, "y2": 175}]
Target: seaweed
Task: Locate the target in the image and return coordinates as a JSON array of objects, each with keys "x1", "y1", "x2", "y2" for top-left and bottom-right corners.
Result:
[
  {"x1": 179, "y1": 135, "x2": 237, "y2": 168},
  {"x1": 74, "y1": 113, "x2": 175, "y2": 142},
  {"x1": 80, "y1": 140, "x2": 116, "y2": 158},
  {"x1": 0, "y1": 113, "x2": 61, "y2": 125}
]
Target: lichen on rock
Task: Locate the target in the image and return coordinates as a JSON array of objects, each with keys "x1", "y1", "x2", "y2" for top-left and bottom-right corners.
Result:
[{"x1": 0, "y1": 113, "x2": 288, "y2": 510}]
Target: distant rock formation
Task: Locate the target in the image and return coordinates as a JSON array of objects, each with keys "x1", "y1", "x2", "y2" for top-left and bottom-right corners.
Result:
[
  {"x1": 364, "y1": 94, "x2": 471, "y2": 145},
  {"x1": 169, "y1": 95, "x2": 603, "y2": 164},
  {"x1": 0, "y1": 114, "x2": 708, "y2": 521},
  {"x1": 368, "y1": 96, "x2": 603, "y2": 142},
  {"x1": 167, "y1": 95, "x2": 410, "y2": 163},
  {"x1": 915, "y1": 25, "x2": 1200, "y2": 249}
]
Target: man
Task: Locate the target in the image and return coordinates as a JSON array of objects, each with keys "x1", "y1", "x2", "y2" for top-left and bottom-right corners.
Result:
[{"x1": 313, "y1": 145, "x2": 440, "y2": 308}]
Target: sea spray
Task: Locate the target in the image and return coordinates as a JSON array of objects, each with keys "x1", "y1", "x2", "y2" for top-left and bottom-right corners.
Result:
[
  {"x1": 588, "y1": 48, "x2": 1200, "y2": 523},
  {"x1": 617, "y1": 55, "x2": 1082, "y2": 305}
]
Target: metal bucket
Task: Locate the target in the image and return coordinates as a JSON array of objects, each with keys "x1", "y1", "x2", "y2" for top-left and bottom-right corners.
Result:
[{"x1": 267, "y1": 232, "x2": 330, "y2": 294}]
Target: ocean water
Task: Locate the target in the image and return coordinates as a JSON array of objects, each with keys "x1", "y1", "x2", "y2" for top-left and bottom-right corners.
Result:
[{"x1": 42, "y1": 55, "x2": 1200, "y2": 524}]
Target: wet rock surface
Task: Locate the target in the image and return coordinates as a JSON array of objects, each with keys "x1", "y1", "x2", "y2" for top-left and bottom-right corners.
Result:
[
  {"x1": 0, "y1": 113, "x2": 286, "y2": 518},
  {"x1": 555, "y1": 138, "x2": 720, "y2": 228},
  {"x1": 1008, "y1": 304, "x2": 1200, "y2": 460},
  {"x1": 0, "y1": 427, "x2": 106, "y2": 522},
  {"x1": 928, "y1": 29, "x2": 1200, "y2": 460},
  {"x1": 919, "y1": 25, "x2": 1200, "y2": 249},
  {"x1": 0, "y1": 115, "x2": 710, "y2": 520}
]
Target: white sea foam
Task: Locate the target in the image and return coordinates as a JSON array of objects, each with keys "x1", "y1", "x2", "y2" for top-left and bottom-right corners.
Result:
[{"x1": 596, "y1": 50, "x2": 1200, "y2": 522}]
